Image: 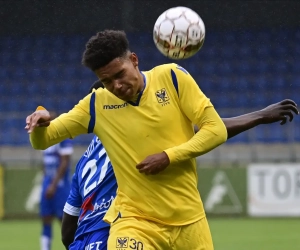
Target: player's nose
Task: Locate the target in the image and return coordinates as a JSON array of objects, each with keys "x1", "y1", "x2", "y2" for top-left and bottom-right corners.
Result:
[{"x1": 113, "y1": 80, "x2": 122, "y2": 90}]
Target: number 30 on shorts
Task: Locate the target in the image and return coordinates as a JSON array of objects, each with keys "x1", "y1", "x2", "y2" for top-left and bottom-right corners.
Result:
[
  {"x1": 129, "y1": 238, "x2": 143, "y2": 250},
  {"x1": 116, "y1": 237, "x2": 143, "y2": 250}
]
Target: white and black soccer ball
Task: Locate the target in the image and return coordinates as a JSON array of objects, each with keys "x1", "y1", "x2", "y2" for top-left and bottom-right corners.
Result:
[{"x1": 153, "y1": 6, "x2": 205, "y2": 60}]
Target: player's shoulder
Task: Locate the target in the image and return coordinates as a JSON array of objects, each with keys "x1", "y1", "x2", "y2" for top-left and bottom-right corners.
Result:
[
  {"x1": 149, "y1": 63, "x2": 190, "y2": 76},
  {"x1": 92, "y1": 85, "x2": 122, "y2": 103}
]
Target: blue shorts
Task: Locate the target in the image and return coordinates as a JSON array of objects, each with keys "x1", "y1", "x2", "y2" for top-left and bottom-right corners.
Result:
[
  {"x1": 40, "y1": 179, "x2": 70, "y2": 218},
  {"x1": 69, "y1": 228, "x2": 109, "y2": 250}
]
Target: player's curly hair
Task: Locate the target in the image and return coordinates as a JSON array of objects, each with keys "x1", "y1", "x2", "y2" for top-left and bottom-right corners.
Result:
[{"x1": 82, "y1": 30, "x2": 130, "y2": 71}]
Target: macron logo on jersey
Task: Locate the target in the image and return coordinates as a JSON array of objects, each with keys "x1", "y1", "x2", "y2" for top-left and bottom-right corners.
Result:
[{"x1": 103, "y1": 103, "x2": 128, "y2": 109}]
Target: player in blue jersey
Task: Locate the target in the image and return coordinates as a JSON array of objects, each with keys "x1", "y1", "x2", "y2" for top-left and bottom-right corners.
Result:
[
  {"x1": 40, "y1": 112, "x2": 73, "y2": 250},
  {"x1": 61, "y1": 81, "x2": 117, "y2": 250}
]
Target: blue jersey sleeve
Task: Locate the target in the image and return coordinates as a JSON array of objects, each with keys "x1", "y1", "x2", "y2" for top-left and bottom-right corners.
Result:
[
  {"x1": 64, "y1": 164, "x2": 81, "y2": 216},
  {"x1": 59, "y1": 139, "x2": 74, "y2": 156}
]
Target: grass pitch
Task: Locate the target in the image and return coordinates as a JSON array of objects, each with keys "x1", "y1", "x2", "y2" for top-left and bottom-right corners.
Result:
[{"x1": 0, "y1": 218, "x2": 299, "y2": 250}]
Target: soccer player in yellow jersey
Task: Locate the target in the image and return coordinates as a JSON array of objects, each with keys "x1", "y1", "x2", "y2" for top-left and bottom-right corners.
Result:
[{"x1": 25, "y1": 30, "x2": 299, "y2": 250}]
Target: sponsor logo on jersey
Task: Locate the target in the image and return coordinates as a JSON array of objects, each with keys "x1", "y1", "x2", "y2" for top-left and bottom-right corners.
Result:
[{"x1": 103, "y1": 103, "x2": 128, "y2": 109}]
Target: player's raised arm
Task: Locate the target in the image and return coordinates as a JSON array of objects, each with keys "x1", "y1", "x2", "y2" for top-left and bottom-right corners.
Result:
[
  {"x1": 222, "y1": 99, "x2": 299, "y2": 139},
  {"x1": 164, "y1": 65, "x2": 227, "y2": 163},
  {"x1": 25, "y1": 95, "x2": 93, "y2": 150},
  {"x1": 194, "y1": 99, "x2": 299, "y2": 138}
]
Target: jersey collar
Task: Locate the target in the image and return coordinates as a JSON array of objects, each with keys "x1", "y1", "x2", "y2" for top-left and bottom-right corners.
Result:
[{"x1": 127, "y1": 72, "x2": 146, "y2": 106}]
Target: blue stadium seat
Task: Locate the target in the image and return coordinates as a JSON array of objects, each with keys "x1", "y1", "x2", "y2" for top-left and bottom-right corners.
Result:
[
  {"x1": 255, "y1": 45, "x2": 271, "y2": 58},
  {"x1": 236, "y1": 76, "x2": 250, "y2": 91},
  {"x1": 291, "y1": 60, "x2": 300, "y2": 73},
  {"x1": 256, "y1": 31, "x2": 272, "y2": 42},
  {"x1": 44, "y1": 66, "x2": 61, "y2": 81},
  {"x1": 235, "y1": 60, "x2": 251, "y2": 74},
  {"x1": 226, "y1": 130, "x2": 250, "y2": 143},
  {"x1": 32, "y1": 49, "x2": 47, "y2": 64},
  {"x1": 26, "y1": 81, "x2": 41, "y2": 95},
  {"x1": 1, "y1": 51, "x2": 13, "y2": 66},
  {"x1": 268, "y1": 91, "x2": 285, "y2": 104},
  {"x1": 15, "y1": 51, "x2": 30, "y2": 65},
  {"x1": 255, "y1": 124, "x2": 288, "y2": 143},
  {"x1": 238, "y1": 45, "x2": 252, "y2": 58},
  {"x1": 293, "y1": 119, "x2": 300, "y2": 142},
  {"x1": 0, "y1": 68, "x2": 10, "y2": 80},
  {"x1": 234, "y1": 94, "x2": 249, "y2": 107},
  {"x1": 62, "y1": 66, "x2": 77, "y2": 80},
  {"x1": 253, "y1": 60, "x2": 270, "y2": 74},
  {"x1": 217, "y1": 62, "x2": 233, "y2": 76}
]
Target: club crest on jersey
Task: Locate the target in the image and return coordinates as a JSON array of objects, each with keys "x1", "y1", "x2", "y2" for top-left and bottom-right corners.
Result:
[
  {"x1": 116, "y1": 237, "x2": 128, "y2": 249},
  {"x1": 155, "y1": 88, "x2": 170, "y2": 106}
]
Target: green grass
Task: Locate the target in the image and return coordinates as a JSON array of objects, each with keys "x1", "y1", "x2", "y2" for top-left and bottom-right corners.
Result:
[
  {"x1": 0, "y1": 220, "x2": 63, "y2": 250},
  {"x1": 0, "y1": 218, "x2": 299, "y2": 250},
  {"x1": 209, "y1": 218, "x2": 300, "y2": 250}
]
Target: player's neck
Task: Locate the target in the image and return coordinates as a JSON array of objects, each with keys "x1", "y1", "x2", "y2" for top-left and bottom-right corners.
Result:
[
  {"x1": 137, "y1": 72, "x2": 145, "y2": 93},
  {"x1": 130, "y1": 73, "x2": 145, "y2": 102}
]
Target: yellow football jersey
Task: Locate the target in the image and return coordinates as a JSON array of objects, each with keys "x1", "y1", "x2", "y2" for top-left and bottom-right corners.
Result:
[{"x1": 30, "y1": 63, "x2": 227, "y2": 226}]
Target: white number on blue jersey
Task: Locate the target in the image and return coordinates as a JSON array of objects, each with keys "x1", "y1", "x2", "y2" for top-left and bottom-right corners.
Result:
[{"x1": 82, "y1": 147, "x2": 110, "y2": 196}]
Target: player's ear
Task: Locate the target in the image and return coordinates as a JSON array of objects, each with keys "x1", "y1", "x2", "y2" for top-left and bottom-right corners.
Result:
[{"x1": 130, "y1": 52, "x2": 138, "y2": 67}]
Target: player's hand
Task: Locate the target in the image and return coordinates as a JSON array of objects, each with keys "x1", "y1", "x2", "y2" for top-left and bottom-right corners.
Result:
[
  {"x1": 25, "y1": 108, "x2": 51, "y2": 133},
  {"x1": 45, "y1": 184, "x2": 56, "y2": 199},
  {"x1": 136, "y1": 152, "x2": 170, "y2": 175},
  {"x1": 258, "y1": 99, "x2": 299, "y2": 125}
]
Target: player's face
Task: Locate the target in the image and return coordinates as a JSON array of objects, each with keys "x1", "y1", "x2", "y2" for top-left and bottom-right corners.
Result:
[{"x1": 95, "y1": 53, "x2": 143, "y2": 101}]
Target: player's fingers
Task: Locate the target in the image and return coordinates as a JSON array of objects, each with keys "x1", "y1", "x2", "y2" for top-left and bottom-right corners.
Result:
[
  {"x1": 281, "y1": 104, "x2": 299, "y2": 114},
  {"x1": 26, "y1": 114, "x2": 37, "y2": 133},
  {"x1": 28, "y1": 113, "x2": 42, "y2": 133},
  {"x1": 281, "y1": 111, "x2": 294, "y2": 122},
  {"x1": 136, "y1": 162, "x2": 145, "y2": 170},
  {"x1": 25, "y1": 115, "x2": 33, "y2": 129},
  {"x1": 25, "y1": 114, "x2": 33, "y2": 125},
  {"x1": 138, "y1": 165, "x2": 155, "y2": 174},
  {"x1": 139, "y1": 167, "x2": 149, "y2": 174},
  {"x1": 280, "y1": 116, "x2": 287, "y2": 125},
  {"x1": 280, "y1": 99, "x2": 297, "y2": 107}
]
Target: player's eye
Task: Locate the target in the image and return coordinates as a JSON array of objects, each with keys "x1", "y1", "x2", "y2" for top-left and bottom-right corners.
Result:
[
  {"x1": 102, "y1": 79, "x2": 112, "y2": 85},
  {"x1": 115, "y1": 70, "x2": 125, "y2": 79}
]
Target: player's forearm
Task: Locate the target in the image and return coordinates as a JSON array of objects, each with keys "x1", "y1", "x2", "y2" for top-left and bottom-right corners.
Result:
[
  {"x1": 222, "y1": 111, "x2": 264, "y2": 139},
  {"x1": 62, "y1": 212, "x2": 78, "y2": 249},
  {"x1": 30, "y1": 120, "x2": 72, "y2": 150},
  {"x1": 165, "y1": 108, "x2": 227, "y2": 163}
]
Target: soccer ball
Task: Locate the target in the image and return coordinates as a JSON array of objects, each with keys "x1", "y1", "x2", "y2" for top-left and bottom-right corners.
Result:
[{"x1": 153, "y1": 6, "x2": 205, "y2": 60}]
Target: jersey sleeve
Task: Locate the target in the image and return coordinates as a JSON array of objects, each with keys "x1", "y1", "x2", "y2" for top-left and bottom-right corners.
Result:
[
  {"x1": 58, "y1": 139, "x2": 74, "y2": 156},
  {"x1": 29, "y1": 93, "x2": 93, "y2": 150},
  {"x1": 63, "y1": 169, "x2": 81, "y2": 216},
  {"x1": 164, "y1": 64, "x2": 228, "y2": 163}
]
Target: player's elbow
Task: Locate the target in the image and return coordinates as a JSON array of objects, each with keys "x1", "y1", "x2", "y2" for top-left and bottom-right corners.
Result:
[
  {"x1": 207, "y1": 121, "x2": 228, "y2": 148},
  {"x1": 61, "y1": 234, "x2": 72, "y2": 249},
  {"x1": 216, "y1": 122, "x2": 228, "y2": 145},
  {"x1": 61, "y1": 227, "x2": 74, "y2": 249}
]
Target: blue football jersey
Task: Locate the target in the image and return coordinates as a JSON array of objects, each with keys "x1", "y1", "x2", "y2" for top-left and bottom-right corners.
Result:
[
  {"x1": 63, "y1": 136, "x2": 117, "y2": 240},
  {"x1": 43, "y1": 139, "x2": 73, "y2": 185}
]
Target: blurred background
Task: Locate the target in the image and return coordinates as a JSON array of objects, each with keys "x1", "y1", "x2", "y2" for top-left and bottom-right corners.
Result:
[{"x1": 0, "y1": 1, "x2": 299, "y2": 249}]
